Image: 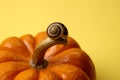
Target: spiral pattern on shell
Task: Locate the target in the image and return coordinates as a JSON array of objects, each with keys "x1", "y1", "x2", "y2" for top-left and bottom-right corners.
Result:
[{"x1": 47, "y1": 22, "x2": 68, "y2": 40}]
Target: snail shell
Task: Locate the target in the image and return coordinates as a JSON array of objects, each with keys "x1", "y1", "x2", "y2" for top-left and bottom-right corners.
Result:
[{"x1": 47, "y1": 22, "x2": 68, "y2": 40}]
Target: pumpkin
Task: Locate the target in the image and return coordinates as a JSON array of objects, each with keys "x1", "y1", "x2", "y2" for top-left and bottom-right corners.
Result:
[{"x1": 0, "y1": 22, "x2": 96, "y2": 80}]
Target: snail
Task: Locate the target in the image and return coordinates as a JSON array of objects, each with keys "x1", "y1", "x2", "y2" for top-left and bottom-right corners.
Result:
[{"x1": 30, "y1": 22, "x2": 68, "y2": 69}]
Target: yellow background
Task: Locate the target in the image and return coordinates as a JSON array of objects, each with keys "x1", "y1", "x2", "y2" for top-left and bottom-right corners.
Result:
[{"x1": 0, "y1": 0, "x2": 120, "y2": 80}]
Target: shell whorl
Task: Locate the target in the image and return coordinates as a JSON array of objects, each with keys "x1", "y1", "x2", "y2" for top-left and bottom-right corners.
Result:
[{"x1": 47, "y1": 22, "x2": 68, "y2": 40}]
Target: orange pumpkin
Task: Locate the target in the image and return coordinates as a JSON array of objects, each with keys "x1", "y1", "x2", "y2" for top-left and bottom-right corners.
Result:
[{"x1": 0, "y1": 22, "x2": 96, "y2": 80}]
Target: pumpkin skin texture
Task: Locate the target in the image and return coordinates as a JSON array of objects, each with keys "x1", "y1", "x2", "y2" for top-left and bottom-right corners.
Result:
[{"x1": 0, "y1": 23, "x2": 96, "y2": 80}]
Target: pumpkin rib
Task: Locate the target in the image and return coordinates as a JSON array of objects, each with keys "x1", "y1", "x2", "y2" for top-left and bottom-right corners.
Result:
[
  {"x1": 0, "y1": 50, "x2": 29, "y2": 63},
  {"x1": 48, "y1": 48, "x2": 95, "y2": 80},
  {"x1": 48, "y1": 63, "x2": 90, "y2": 80},
  {"x1": 0, "y1": 37, "x2": 31, "y2": 58},
  {"x1": 14, "y1": 68, "x2": 39, "y2": 80},
  {"x1": 0, "y1": 62, "x2": 30, "y2": 80},
  {"x1": 39, "y1": 69, "x2": 62, "y2": 80},
  {"x1": 35, "y1": 32, "x2": 48, "y2": 47},
  {"x1": 20, "y1": 34, "x2": 35, "y2": 56}
]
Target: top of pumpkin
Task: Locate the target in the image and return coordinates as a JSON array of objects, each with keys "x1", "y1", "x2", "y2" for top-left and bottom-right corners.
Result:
[{"x1": 0, "y1": 22, "x2": 96, "y2": 80}]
